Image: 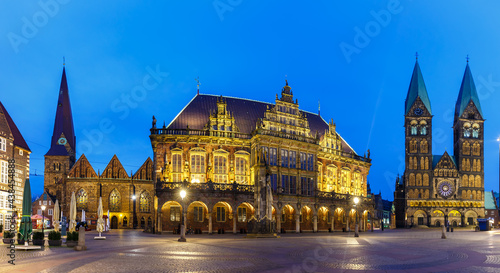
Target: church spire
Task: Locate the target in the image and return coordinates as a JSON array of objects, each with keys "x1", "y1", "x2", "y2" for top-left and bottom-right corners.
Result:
[
  {"x1": 455, "y1": 62, "x2": 483, "y2": 119},
  {"x1": 45, "y1": 65, "x2": 76, "y2": 157},
  {"x1": 405, "y1": 59, "x2": 431, "y2": 115}
]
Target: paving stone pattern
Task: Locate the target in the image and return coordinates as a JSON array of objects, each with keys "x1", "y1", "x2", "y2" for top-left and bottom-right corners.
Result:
[{"x1": 0, "y1": 229, "x2": 500, "y2": 272}]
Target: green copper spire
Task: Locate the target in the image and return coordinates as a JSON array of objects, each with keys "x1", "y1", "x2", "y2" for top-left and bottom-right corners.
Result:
[
  {"x1": 455, "y1": 63, "x2": 483, "y2": 119},
  {"x1": 405, "y1": 60, "x2": 431, "y2": 115}
]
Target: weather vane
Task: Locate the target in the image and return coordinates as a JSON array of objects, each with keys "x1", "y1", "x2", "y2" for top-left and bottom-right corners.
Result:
[
  {"x1": 466, "y1": 55, "x2": 469, "y2": 63},
  {"x1": 415, "y1": 52, "x2": 418, "y2": 60},
  {"x1": 195, "y1": 77, "x2": 200, "y2": 95}
]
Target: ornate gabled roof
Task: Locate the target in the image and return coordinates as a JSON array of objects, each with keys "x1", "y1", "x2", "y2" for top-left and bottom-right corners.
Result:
[
  {"x1": 133, "y1": 157, "x2": 153, "y2": 180},
  {"x1": 432, "y1": 151, "x2": 457, "y2": 169},
  {"x1": 405, "y1": 61, "x2": 431, "y2": 115},
  {"x1": 455, "y1": 63, "x2": 483, "y2": 119},
  {"x1": 0, "y1": 101, "x2": 30, "y2": 151},
  {"x1": 68, "y1": 154, "x2": 97, "y2": 178},
  {"x1": 166, "y1": 94, "x2": 356, "y2": 154},
  {"x1": 46, "y1": 67, "x2": 75, "y2": 156},
  {"x1": 101, "y1": 155, "x2": 129, "y2": 179}
]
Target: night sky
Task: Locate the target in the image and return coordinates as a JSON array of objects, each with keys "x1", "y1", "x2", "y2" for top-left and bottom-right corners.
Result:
[{"x1": 2, "y1": 1, "x2": 500, "y2": 200}]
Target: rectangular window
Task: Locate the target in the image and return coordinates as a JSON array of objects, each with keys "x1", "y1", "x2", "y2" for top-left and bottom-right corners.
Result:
[
  {"x1": 281, "y1": 149, "x2": 288, "y2": 168},
  {"x1": 300, "y1": 152, "x2": 307, "y2": 170},
  {"x1": 235, "y1": 157, "x2": 247, "y2": 184},
  {"x1": 0, "y1": 137, "x2": 5, "y2": 152},
  {"x1": 216, "y1": 206, "x2": 226, "y2": 222},
  {"x1": 172, "y1": 153, "x2": 183, "y2": 182},
  {"x1": 270, "y1": 173, "x2": 277, "y2": 193},
  {"x1": 43, "y1": 200, "x2": 47, "y2": 205},
  {"x1": 238, "y1": 207, "x2": 247, "y2": 222},
  {"x1": 19, "y1": 149, "x2": 23, "y2": 156},
  {"x1": 48, "y1": 209, "x2": 53, "y2": 216},
  {"x1": 170, "y1": 206, "x2": 181, "y2": 222},
  {"x1": 39, "y1": 200, "x2": 41, "y2": 205},
  {"x1": 307, "y1": 154, "x2": 314, "y2": 171},
  {"x1": 190, "y1": 154, "x2": 205, "y2": 182},
  {"x1": 290, "y1": 176, "x2": 296, "y2": 195},
  {"x1": 214, "y1": 155, "x2": 228, "y2": 183},
  {"x1": 193, "y1": 206, "x2": 204, "y2": 222},
  {"x1": 289, "y1": 151, "x2": 296, "y2": 168},
  {"x1": 281, "y1": 175, "x2": 289, "y2": 194},
  {"x1": 308, "y1": 177, "x2": 314, "y2": 196},
  {"x1": 49, "y1": 200, "x2": 51, "y2": 205},
  {"x1": 0, "y1": 161, "x2": 7, "y2": 184},
  {"x1": 269, "y1": 148, "x2": 277, "y2": 166},
  {"x1": 37, "y1": 209, "x2": 42, "y2": 215}
]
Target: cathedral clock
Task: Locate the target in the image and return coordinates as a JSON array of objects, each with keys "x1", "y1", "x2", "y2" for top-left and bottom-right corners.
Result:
[
  {"x1": 58, "y1": 137, "x2": 67, "y2": 145},
  {"x1": 414, "y1": 108, "x2": 423, "y2": 116},
  {"x1": 438, "y1": 181, "x2": 454, "y2": 198}
]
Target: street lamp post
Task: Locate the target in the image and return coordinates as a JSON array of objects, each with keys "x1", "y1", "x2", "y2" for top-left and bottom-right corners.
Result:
[
  {"x1": 41, "y1": 205, "x2": 46, "y2": 238},
  {"x1": 178, "y1": 189, "x2": 187, "y2": 242},
  {"x1": 132, "y1": 184, "x2": 137, "y2": 229},
  {"x1": 353, "y1": 197, "x2": 359, "y2": 237}
]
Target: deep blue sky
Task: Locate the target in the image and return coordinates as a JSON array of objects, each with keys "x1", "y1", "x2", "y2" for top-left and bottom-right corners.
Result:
[{"x1": 2, "y1": 1, "x2": 500, "y2": 200}]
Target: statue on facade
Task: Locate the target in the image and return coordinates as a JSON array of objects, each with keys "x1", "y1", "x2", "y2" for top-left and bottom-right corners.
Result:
[{"x1": 152, "y1": 115, "x2": 157, "y2": 128}]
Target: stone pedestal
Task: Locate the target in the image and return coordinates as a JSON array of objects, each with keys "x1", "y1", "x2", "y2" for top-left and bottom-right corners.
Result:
[
  {"x1": 75, "y1": 228, "x2": 87, "y2": 251},
  {"x1": 246, "y1": 218, "x2": 278, "y2": 238}
]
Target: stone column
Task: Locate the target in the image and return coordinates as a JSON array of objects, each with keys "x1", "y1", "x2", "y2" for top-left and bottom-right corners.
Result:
[
  {"x1": 313, "y1": 214, "x2": 318, "y2": 233},
  {"x1": 295, "y1": 213, "x2": 300, "y2": 233},
  {"x1": 277, "y1": 213, "x2": 281, "y2": 233},
  {"x1": 233, "y1": 212, "x2": 237, "y2": 234},
  {"x1": 208, "y1": 211, "x2": 213, "y2": 234},
  {"x1": 331, "y1": 212, "x2": 335, "y2": 232},
  {"x1": 347, "y1": 216, "x2": 350, "y2": 232},
  {"x1": 157, "y1": 212, "x2": 162, "y2": 234}
]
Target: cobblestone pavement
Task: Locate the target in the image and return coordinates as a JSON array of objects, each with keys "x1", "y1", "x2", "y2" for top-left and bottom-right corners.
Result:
[{"x1": 1, "y1": 228, "x2": 500, "y2": 272}]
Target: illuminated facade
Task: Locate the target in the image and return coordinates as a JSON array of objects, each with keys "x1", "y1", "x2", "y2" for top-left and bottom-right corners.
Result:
[
  {"x1": 0, "y1": 101, "x2": 31, "y2": 227},
  {"x1": 395, "y1": 60, "x2": 485, "y2": 228},
  {"x1": 44, "y1": 66, "x2": 154, "y2": 229},
  {"x1": 151, "y1": 81, "x2": 373, "y2": 234}
]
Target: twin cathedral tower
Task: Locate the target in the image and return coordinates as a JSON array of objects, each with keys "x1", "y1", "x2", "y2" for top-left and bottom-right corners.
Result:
[{"x1": 395, "y1": 59, "x2": 485, "y2": 228}]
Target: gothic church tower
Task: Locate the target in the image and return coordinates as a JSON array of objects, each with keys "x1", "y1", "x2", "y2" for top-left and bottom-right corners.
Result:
[
  {"x1": 403, "y1": 60, "x2": 433, "y2": 224},
  {"x1": 453, "y1": 63, "x2": 484, "y2": 221},
  {"x1": 44, "y1": 65, "x2": 76, "y2": 201}
]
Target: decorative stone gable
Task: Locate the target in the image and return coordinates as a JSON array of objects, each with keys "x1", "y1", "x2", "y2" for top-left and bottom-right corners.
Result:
[
  {"x1": 101, "y1": 155, "x2": 129, "y2": 179},
  {"x1": 68, "y1": 154, "x2": 97, "y2": 178}
]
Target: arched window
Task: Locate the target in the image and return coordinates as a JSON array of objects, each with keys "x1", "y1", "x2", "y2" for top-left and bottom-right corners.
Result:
[
  {"x1": 411, "y1": 126, "x2": 417, "y2": 135},
  {"x1": 139, "y1": 191, "x2": 150, "y2": 213},
  {"x1": 463, "y1": 123, "x2": 471, "y2": 138},
  {"x1": 419, "y1": 121, "x2": 427, "y2": 135},
  {"x1": 109, "y1": 189, "x2": 121, "y2": 212},
  {"x1": 76, "y1": 189, "x2": 88, "y2": 211},
  {"x1": 327, "y1": 165, "x2": 337, "y2": 192},
  {"x1": 140, "y1": 217, "x2": 145, "y2": 228}
]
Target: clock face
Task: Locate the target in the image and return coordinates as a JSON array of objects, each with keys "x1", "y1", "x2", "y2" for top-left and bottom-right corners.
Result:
[
  {"x1": 438, "y1": 181, "x2": 454, "y2": 197},
  {"x1": 58, "y1": 137, "x2": 67, "y2": 145},
  {"x1": 414, "y1": 108, "x2": 423, "y2": 116}
]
